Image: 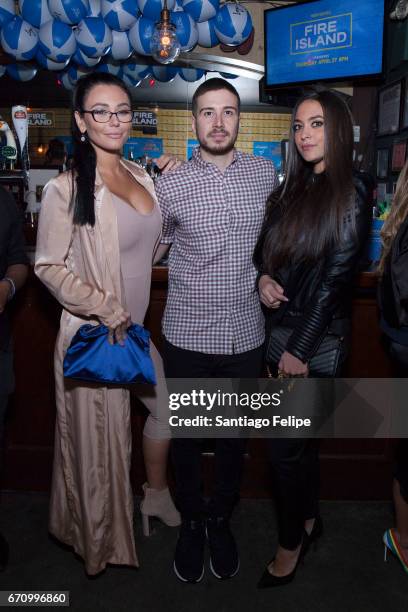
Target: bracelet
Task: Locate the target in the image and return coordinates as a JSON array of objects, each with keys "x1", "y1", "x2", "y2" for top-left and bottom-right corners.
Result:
[{"x1": 1, "y1": 277, "x2": 16, "y2": 301}]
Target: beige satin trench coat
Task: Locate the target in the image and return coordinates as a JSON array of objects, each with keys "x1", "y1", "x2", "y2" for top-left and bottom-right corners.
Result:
[{"x1": 35, "y1": 160, "x2": 159, "y2": 575}]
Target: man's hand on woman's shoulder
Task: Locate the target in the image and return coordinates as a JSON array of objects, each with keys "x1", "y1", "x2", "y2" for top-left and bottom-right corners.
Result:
[{"x1": 155, "y1": 154, "x2": 184, "y2": 174}]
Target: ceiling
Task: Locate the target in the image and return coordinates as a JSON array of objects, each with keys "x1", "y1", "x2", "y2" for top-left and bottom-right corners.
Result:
[
  {"x1": 0, "y1": 69, "x2": 282, "y2": 111},
  {"x1": 0, "y1": 0, "x2": 343, "y2": 110}
]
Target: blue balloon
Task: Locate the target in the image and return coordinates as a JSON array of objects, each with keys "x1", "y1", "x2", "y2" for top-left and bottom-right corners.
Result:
[
  {"x1": 48, "y1": 0, "x2": 90, "y2": 25},
  {"x1": 101, "y1": 0, "x2": 139, "y2": 31},
  {"x1": 182, "y1": 0, "x2": 218, "y2": 23},
  {"x1": 68, "y1": 64, "x2": 92, "y2": 84},
  {"x1": 19, "y1": 0, "x2": 52, "y2": 28},
  {"x1": 72, "y1": 47, "x2": 101, "y2": 66},
  {"x1": 215, "y1": 3, "x2": 252, "y2": 46},
  {"x1": 109, "y1": 29, "x2": 132, "y2": 60},
  {"x1": 88, "y1": 0, "x2": 102, "y2": 16},
  {"x1": 39, "y1": 18, "x2": 76, "y2": 62},
  {"x1": 58, "y1": 70, "x2": 75, "y2": 89},
  {"x1": 36, "y1": 49, "x2": 70, "y2": 70},
  {"x1": 197, "y1": 17, "x2": 218, "y2": 47},
  {"x1": 121, "y1": 73, "x2": 141, "y2": 87},
  {"x1": 137, "y1": 0, "x2": 175, "y2": 22},
  {"x1": 179, "y1": 67, "x2": 205, "y2": 82},
  {"x1": 0, "y1": 0, "x2": 15, "y2": 29},
  {"x1": 123, "y1": 62, "x2": 151, "y2": 80},
  {"x1": 6, "y1": 63, "x2": 38, "y2": 81},
  {"x1": 151, "y1": 65, "x2": 178, "y2": 82},
  {"x1": 170, "y1": 11, "x2": 198, "y2": 51},
  {"x1": 95, "y1": 59, "x2": 123, "y2": 76},
  {"x1": 219, "y1": 72, "x2": 239, "y2": 79},
  {"x1": 1, "y1": 16, "x2": 39, "y2": 61},
  {"x1": 128, "y1": 16, "x2": 154, "y2": 56},
  {"x1": 75, "y1": 16, "x2": 112, "y2": 58}
]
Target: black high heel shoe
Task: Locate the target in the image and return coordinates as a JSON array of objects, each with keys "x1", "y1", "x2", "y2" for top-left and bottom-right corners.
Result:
[{"x1": 257, "y1": 531, "x2": 310, "y2": 589}]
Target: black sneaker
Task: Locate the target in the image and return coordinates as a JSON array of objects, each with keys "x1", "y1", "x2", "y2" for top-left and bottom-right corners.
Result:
[
  {"x1": 206, "y1": 517, "x2": 240, "y2": 579},
  {"x1": 173, "y1": 520, "x2": 206, "y2": 583}
]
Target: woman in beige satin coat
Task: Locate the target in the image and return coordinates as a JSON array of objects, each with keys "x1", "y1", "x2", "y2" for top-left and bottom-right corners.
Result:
[{"x1": 35, "y1": 73, "x2": 179, "y2": 575}]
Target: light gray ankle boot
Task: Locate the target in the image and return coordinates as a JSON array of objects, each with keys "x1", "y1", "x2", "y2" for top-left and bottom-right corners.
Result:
[{"x1": 140, "y1": 483, "x2": 181, "y2": 536}]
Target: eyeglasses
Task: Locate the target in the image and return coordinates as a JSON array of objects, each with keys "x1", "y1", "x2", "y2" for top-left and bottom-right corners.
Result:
[{"x1": 81, "y1": 109, "x2": 135, "y2": 123}]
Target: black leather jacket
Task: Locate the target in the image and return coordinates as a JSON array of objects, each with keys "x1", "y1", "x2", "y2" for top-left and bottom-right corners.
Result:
[
  {"x1": 378, "y1": 214, "x2": 408, "y2": 329},
  {"x1": 254, "y1": 173, "x2": 372, "y2": 364}
]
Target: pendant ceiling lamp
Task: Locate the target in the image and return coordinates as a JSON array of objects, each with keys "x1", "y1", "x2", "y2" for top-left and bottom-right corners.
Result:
[{"x1": 150, "y1": 0, "x2": 181, "y2": 64}]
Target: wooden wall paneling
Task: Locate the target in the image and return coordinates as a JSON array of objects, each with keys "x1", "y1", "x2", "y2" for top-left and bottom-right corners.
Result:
[{"x1": 3, "y1": 271, "x2": 60, "y2": 491}]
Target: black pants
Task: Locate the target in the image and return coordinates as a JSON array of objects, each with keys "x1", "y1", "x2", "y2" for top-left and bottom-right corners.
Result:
[
  {"x1": 162, "y1": 339, "x2": 263, "y2": 519},
  {"x1": 268, "y1": 439, "x2": 320, "y2": 550},
  {"x1": 389, "y1": 340, "x2": 408, "y2": 502},
  {"x1": 265, "y1": 336, "x2": 348, "y2": 550}
]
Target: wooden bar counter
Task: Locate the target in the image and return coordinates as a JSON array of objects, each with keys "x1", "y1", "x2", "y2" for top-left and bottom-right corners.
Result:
[{"x1": 2, "y1": 265, "x2": 396, "y2": 500}]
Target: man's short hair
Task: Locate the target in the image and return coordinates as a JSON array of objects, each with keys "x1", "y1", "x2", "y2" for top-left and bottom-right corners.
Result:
[{"x1": 192, "y1": 78, "x2": 241, "y2": 116}]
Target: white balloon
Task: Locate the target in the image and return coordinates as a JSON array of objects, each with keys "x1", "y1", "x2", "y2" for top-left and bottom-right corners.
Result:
[{"x1": 109, "y1": 29, "x2": 132, "y2": 60}]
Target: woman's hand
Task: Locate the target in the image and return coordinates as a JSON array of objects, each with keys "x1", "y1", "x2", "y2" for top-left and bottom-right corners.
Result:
[
  {"x1": 258, "y1": 274, "x2": 289, "y2": 309},
  {"x1": 278, "y1": 351, "x2": 309, "y2": 376},
  {"x1": 0, "y1": 281, "x2": 10, "y2": 314},
  {"x1": 107, "y1": 311, "x2": 131, "y2": 346}
]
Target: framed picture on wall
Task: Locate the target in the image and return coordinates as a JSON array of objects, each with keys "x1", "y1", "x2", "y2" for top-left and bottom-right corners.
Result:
[
  {"x1": 376, "y1": 181, "x2": 387, "y2": 202},
  {"x1": 402, "y1": 77, "x2": 408, "y2": 130},
  {"x1": 377, "y1": 148, "x2": 389, "y2": 178},
  {"x1": 377, "y1": 81, "x2": 402, "y2": 136},
  {"x1": 391, "y1": 140, "x2": 407, "y2": 171}
]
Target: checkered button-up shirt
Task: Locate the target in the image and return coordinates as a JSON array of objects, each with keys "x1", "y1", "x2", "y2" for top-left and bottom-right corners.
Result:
[{"x1": 155, "y1": 147, "x2": 278, "y2": 354}]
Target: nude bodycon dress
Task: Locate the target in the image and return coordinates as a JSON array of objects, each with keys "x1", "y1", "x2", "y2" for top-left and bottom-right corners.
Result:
[{"x1": 112, "y1": 193, "x2": 170, "y2": 440}]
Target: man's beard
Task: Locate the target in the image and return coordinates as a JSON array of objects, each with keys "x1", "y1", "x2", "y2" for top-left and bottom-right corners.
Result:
[{"x1": 198, "y1": 128, "x2": 237, "y2": 156}]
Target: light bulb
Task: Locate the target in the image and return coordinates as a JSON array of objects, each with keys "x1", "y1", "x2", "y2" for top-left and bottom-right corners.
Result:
[{"x1": 151, "y1": 21, "x2": 181, "y2": 64}]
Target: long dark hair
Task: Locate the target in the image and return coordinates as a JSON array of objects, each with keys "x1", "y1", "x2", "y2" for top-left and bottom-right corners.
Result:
[
  {"x1": 254, "y1": 90, "x2": 355, "y2": 273},
  {"x1": 70, "y1": 72, "x2": 132, "y2": 226}
]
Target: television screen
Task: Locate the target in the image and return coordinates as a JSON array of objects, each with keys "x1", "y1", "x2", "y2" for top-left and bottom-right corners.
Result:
[{"x1": 264, "y1": 0, "x2": 385, "y2": 89}]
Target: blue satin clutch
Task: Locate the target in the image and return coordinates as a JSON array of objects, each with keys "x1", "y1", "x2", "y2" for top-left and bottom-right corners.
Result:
[{"x1": 63, "y1": 323, "x2": 156, "y2": 385}]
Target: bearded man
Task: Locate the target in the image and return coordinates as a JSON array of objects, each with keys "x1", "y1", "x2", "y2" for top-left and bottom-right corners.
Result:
[{"x1": 155, "y1": 78, "x2": 278, "y2": 584}]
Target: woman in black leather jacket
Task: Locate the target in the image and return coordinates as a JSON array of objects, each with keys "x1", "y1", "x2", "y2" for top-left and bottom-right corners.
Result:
[
  {"x1": 253, "y1": 90, "x2": 371, "y2": 587},
  {"x1": 378, "y1": 159, "x2": 408, "y2": 574}
]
